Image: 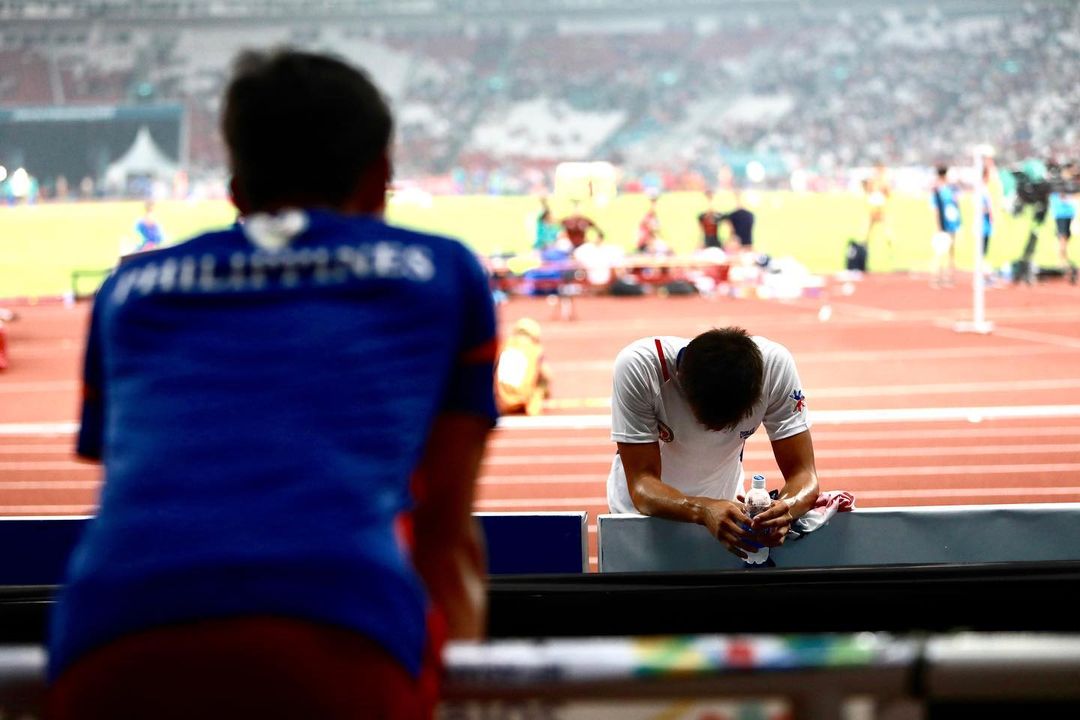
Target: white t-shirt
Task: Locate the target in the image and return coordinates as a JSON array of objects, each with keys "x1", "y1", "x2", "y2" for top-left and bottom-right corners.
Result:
[
  {"x1": 573, "y1": 241, "x2": 624, "y2": 286},
  {"x1": 607, "y1": 335, "x2": 810, "y2": 513}
]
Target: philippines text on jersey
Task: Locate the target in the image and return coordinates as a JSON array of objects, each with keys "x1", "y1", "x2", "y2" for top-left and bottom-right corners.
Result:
[{"x1": 110, "y1": 241, "x2": 437, "y2": 304}]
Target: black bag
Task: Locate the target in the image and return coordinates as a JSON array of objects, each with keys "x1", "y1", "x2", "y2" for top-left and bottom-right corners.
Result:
[
  {"x1": 662, "y1": 279, "x2": 697, "y2": 296},
  {"x1": 609, "y1": 277, "x2": 645, "y2": 296},
  {"x1": 846, "y1": 240, "x2": 868, "y2": 272}
]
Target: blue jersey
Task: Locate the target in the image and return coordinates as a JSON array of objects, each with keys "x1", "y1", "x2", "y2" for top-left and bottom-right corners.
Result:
[
  {"x1": 134, "y1": 218, "x2": 164, "y2": 250},
  {"x1": 50, "y1": 209, "x2": 497, "y2": 680},
  {"x1": 1050, "y1": 193, "x2": 1076, "y2": 220},
  {"x1": 932, "y1": 185, "x2": 961, "y2": 233}
]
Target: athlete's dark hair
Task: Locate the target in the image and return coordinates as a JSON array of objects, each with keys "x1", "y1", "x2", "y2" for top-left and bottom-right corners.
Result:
[
  {"x1": 678, "y1": 327, "x2": 765, "y2": 432},
  {"x1": 936, "y1": 165, "x2": 949, "y2": 179},
  {"x1": 222, "y1": 48, "x2": 393, "y2": 211}
]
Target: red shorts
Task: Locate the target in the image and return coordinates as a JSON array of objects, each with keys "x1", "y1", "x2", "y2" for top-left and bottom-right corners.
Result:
[{"x1": 47, "y1": 616, "x2": 443, "y2": 720}]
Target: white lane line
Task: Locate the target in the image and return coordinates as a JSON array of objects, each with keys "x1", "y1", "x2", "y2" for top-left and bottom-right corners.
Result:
[
  {"x1": 545, "y1": 382, "x2": 1080, "y2": 409},
  {"x1": 497, "y1": 405, "x2": 1080, "y2": 430},
  {"x1": 792, "y1": 425, "x2": 1080, "y2": 441},
  {"x1": 479, "y1": 463, "x2": 1080, "y2": 485},
  {"x1": 0, "y1": 480, "x2": 98, "y2": 490},
  {"x1": 484, "y1": 444, "x2": 1080, "y2": 466},
  {"x1": 987, "y1": 325, "x2": 1080, "y2": 351},
  {"x1": 7, "y1": 421, "x2": 1080, "y2": 448},
  {"x1": 0, "y1": 381, "x2": 77, "y2": 394},
  {"x1": 0, "y1": 505, "x2": 95, "y2": 514},
  {"x1": 0, "y1": 422, "x2": 78, "y2": 436},
  {"x1": 827, "y1": 302, "x2": 898, "y2": 321},
  {"x1": 8, "y1": 406, "x2": 1080, "y2": 437},
  {"x1": 480, "y1": 474, "x2": 597, "y2": 485},
  {"x1": 823, "y1": 462, "x2": 1080, "y2": 478},
  {"x1": 0, "y1": 445, "x2": 74, "y2": 454},
  {"x1": 0, "y1": 462, "x2": 96, "y2": 471},
  {"x1": 490, "y1": 425, "x2": 1080, "y2": 448},
  {"x1": 549, "y1": 345, "x2": 1078, "y2": 373},
  {"x1": 856, "y1": 487, "x2": 1080, "y2": 500},
  {"x1": 476, "y1": 497, "x2": 606, "y2": 509}
]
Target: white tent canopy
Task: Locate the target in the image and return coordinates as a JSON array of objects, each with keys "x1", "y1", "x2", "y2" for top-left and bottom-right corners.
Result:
[{"x1": 104, "y1": 126, "x2": 178, "y2": 189}]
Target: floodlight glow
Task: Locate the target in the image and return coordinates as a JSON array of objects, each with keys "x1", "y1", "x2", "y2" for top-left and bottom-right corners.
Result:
[
  {"x1": 10, "y1": 168, "x2": 30, "y2": 197},
  {"x1": 746, "y1": 160, "x2": 766, "y2": 183}
]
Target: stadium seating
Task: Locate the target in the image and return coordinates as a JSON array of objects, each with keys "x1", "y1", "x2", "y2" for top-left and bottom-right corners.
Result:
[{"x1": 3, "y1": 2, "x2": 1078, "y2": 194}]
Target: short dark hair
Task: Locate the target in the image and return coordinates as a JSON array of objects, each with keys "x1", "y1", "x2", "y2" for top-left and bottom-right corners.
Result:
[
  {"x1": 222, "y1": 48, "x2": 393, "y2": 211},
  {"x1": 678, "y1": 328, "x2": 764, "y2": 431},
  {"x1": 936, "y1": 165, "x2": 949, "y2": 179}
]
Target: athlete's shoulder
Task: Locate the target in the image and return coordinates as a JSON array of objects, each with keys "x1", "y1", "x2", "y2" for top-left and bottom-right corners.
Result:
[
  {"x1": 752, "y1": 335, "x2": 797, "y2": 367},
  {"x1": 615, "y1": 336, "x2": 686, "y2": 379}
]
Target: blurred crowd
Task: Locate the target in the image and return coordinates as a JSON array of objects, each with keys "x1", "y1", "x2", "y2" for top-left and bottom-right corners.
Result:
[{"x1": 1, "y1": 1, "x2": 1078, "y2": 196}]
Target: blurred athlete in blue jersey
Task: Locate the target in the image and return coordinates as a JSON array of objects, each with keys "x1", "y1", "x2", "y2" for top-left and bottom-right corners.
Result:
[
  {"x1": 132, "y1": 200, "x2": 165, "y2": 252},
  {"x1": 1050, "y1": 187, "x2": 1077, "y2": 282},
  {"x1": 48, "y1": 49, "x2": 497, "y2": 720},
  {"x1": 931, "y1": 165, "x2": 961, "y2": 287}
]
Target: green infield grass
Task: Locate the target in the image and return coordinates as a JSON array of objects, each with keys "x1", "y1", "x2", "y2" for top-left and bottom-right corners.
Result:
[{"x1": 0, "y1": 191, "x2": 1070, "y2": 299}]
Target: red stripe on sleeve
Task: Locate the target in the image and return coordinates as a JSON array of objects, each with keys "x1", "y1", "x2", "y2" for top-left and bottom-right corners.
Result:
[
  {"x1": 654, "y1": 338, "x2": 670, "y2": 382},
  {"x1": 460, "y1": 338, "x2": 498, "y2": 365}
]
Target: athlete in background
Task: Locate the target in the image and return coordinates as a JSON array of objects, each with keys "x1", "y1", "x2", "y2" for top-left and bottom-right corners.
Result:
[
  {"x1": 495, "y1": 318, "x2": 552, "y2": 416},
  {"x1": 698, "y1": 192, "x2": 725, "y2": 250},
  {"x1": 133, "y1": 200, "x2": 165, "y2": 252},
  {"x1": 863, "y1": 164, "x2": 894, "y2": 269},
  {"x1": 722, "y1": 191, "x2": 755, "y2": 254},
  {"x1": 636, "y1": 193, "x2": 666, "y2": 254},
  {"x1": 561, "y1": 201, "x2": 604, "y2": 249},
  {"x1": 931, "y1": 165, "x2": 961, "y2": 287},
  {"x1": 1050, "y1": 186, "x2": 1077, "y2": 282},
  {"x1": 0, "y1": 307, "x2": 14, "y2": 371},
  {"x1": 533, "y1": 196, "x2": 561, "y2": 251},
  {"x1": 47, "y1": 49, "x2": 497, "y2": 720}
]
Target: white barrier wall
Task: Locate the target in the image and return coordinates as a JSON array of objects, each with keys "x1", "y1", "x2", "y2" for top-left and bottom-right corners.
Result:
[{"x1": 598, "y1": 504, "x2": 1080, "y2": 572}]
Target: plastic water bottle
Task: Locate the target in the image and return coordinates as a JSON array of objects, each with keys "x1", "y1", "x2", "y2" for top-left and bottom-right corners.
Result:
[{"x1": 744, "y1": 474, "x2": 772, "y2": 565}]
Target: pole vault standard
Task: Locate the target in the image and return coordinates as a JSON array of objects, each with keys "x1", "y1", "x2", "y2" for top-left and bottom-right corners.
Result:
[{"x1": 954, "y1": 146, "x2": 995, "y2": 335}]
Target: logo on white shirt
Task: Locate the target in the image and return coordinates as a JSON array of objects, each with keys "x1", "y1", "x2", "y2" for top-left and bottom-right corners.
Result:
[
  {"x1": 658, "y1": 421, "x2": 674, "y2": 443},
  {"x1": 790, "y1": 389, "x2": 806, "y2": 413}
]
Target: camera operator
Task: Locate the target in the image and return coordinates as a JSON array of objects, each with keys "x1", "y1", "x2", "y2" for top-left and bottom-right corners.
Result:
[{"x1": 1010, "y1": 159, "x2": 1080, "y2": 284}]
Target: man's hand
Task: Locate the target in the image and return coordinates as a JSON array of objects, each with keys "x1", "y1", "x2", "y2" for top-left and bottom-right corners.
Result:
[
  {"x1": 699, "y1": 498, "x2": 758, "y2": 559},
  {"x1": 750, "y1": 498, "x2": 795, "y2": 547}
]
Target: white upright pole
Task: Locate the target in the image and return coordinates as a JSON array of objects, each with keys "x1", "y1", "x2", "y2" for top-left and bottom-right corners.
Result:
[{"x1": 955, "y1": 148, "x2": 994, "y2": 335}]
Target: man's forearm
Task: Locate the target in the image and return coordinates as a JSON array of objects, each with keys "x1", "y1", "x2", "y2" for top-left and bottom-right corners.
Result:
[
  {"x1": 414, "y1": 519, "x2": 487, "y2": 640},
  {"x1": 778, "y1": 470, "x2": 819, "y2": 519},
  {"x1": 630, "y1": 474, "x2": 710, "y2": 526}
]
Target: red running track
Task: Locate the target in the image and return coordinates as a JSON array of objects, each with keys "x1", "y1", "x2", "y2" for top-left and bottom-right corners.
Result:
[{"x1": 2, "y1": 273, "x2": 1080, "y2": 566}]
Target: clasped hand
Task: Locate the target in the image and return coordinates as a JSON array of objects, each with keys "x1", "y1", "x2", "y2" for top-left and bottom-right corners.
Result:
[{"x1": 701, "y1": 497, "x2": 794, "y2": 559}]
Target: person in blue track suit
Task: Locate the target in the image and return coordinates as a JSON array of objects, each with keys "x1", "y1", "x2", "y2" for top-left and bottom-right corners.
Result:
[
  {"x1": 931, "y1": 165, "x2": 962, "y2": 287},
  {"x1": 47, "y1": 49, "x2": 498, "y2": 720}
]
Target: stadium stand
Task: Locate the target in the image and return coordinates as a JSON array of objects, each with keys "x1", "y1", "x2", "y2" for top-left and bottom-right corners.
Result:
[{"x1": 2, "y1": 0, "x2": 1079, "y2": 194}]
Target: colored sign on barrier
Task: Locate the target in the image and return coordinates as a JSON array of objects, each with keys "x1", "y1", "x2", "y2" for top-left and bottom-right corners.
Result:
[{"x1": 476, "y1": 512, "x2": 588, "y2": 574}]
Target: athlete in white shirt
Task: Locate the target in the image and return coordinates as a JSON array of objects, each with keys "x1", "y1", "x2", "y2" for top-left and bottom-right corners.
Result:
[{"x1": 607, "y1": 328, "x2": 819, "y2": 558}]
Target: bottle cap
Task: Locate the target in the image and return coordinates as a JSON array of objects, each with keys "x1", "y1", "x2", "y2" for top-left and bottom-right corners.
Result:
[{"x1": 751, "y1": 474, "x2": 766, "y2": 489}]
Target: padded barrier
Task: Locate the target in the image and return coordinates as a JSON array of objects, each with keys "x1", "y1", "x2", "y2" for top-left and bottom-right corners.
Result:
[
  {"x1": 597, "y1": 503, "x2": 1080, "y2": 572},
  {"x1": 474, "y1": 512, "x2": 588, "y2": 574},
  {"x1": 0, "y1": 511, "x2": 588, "y2": 586}
]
